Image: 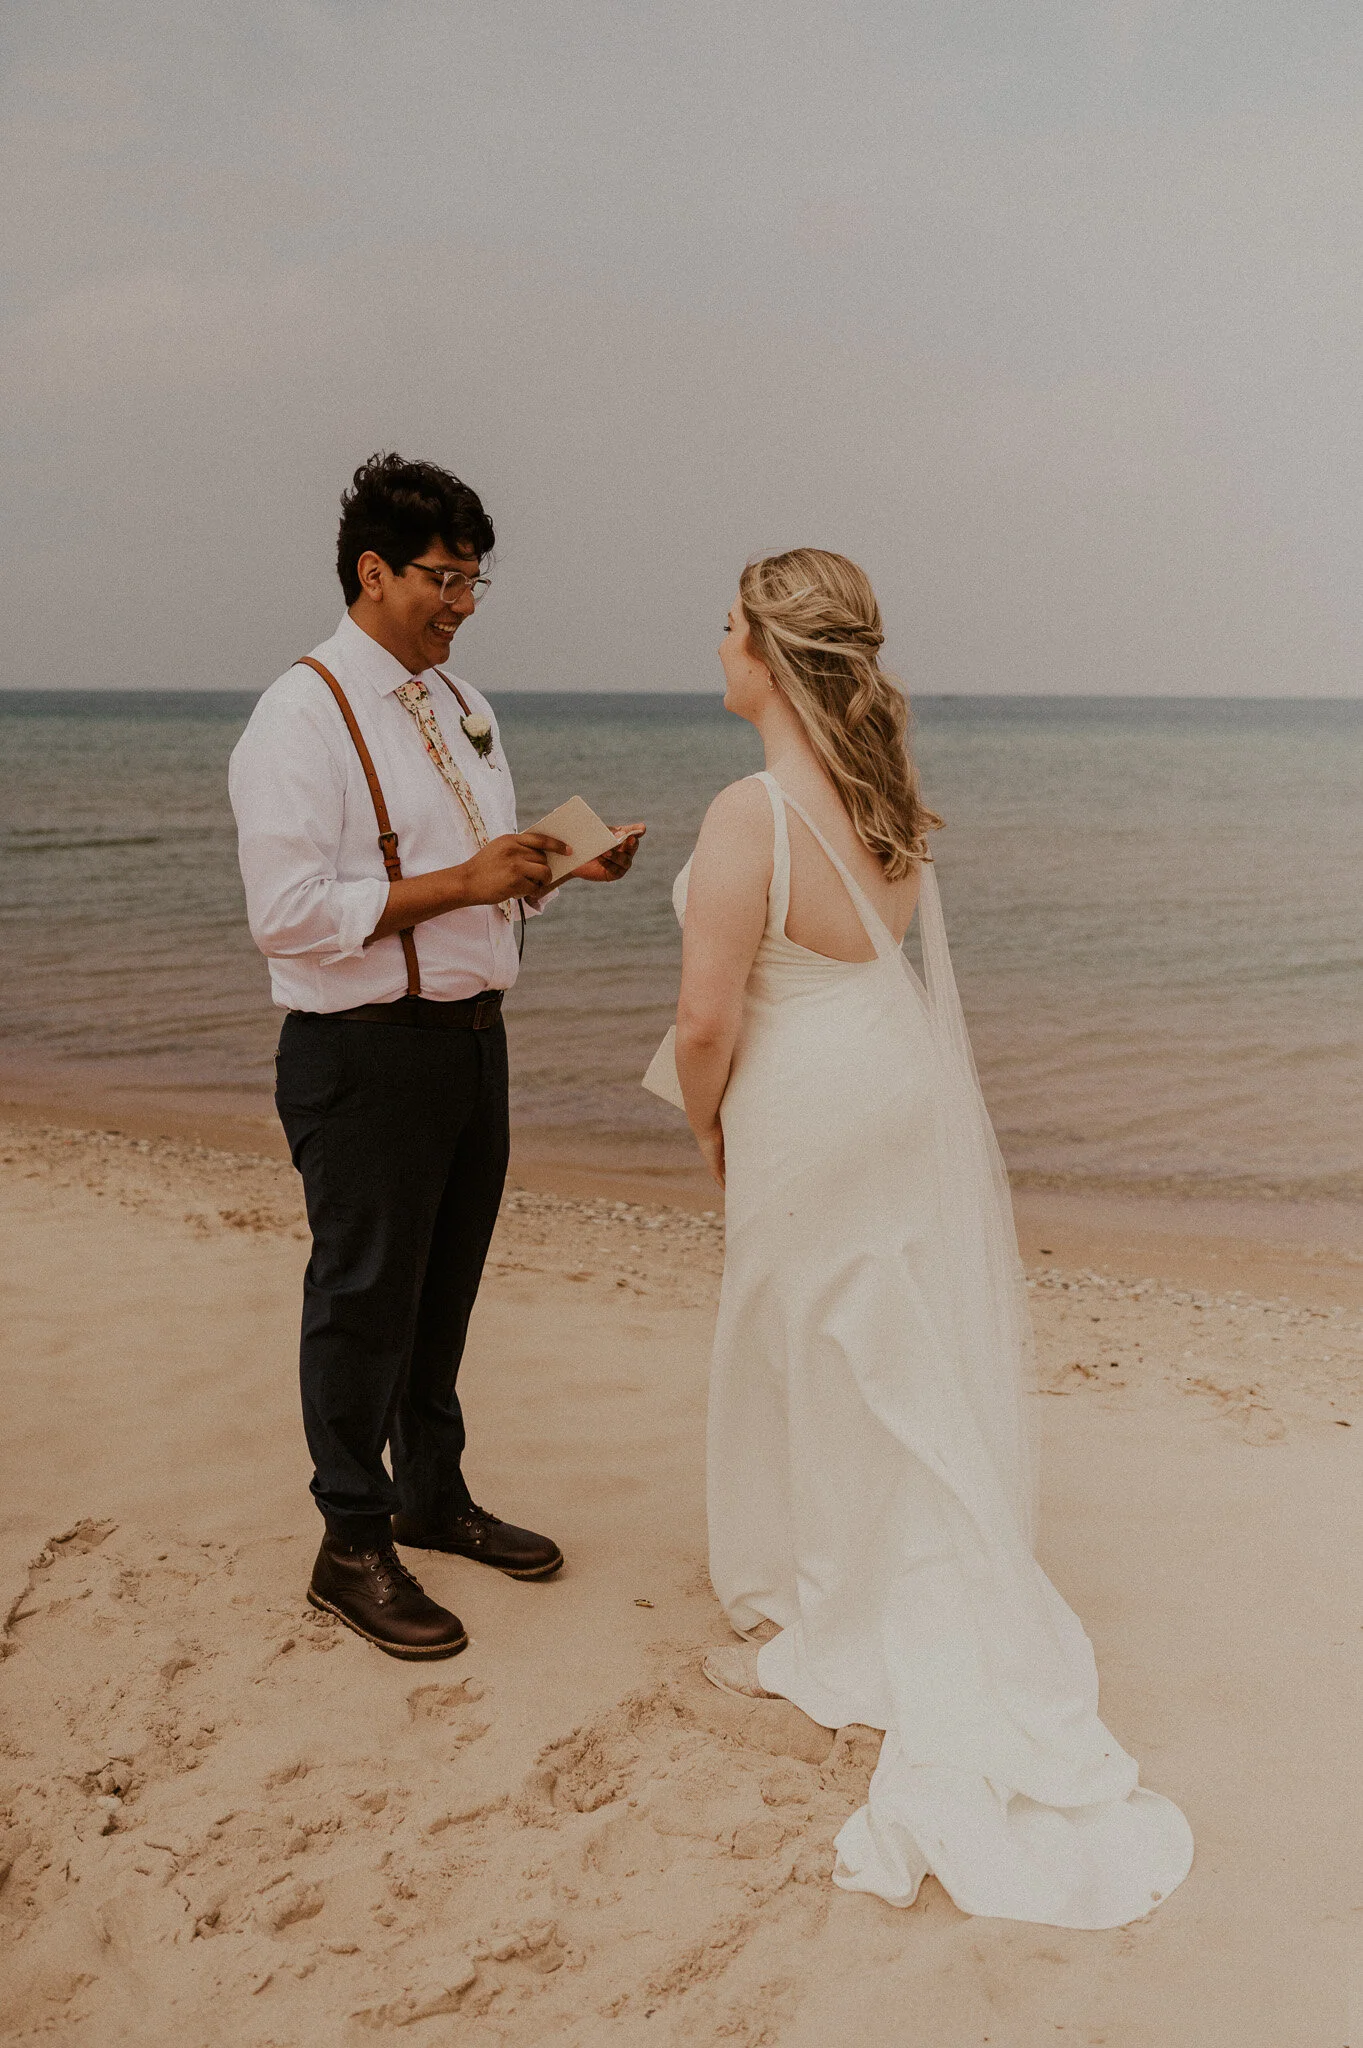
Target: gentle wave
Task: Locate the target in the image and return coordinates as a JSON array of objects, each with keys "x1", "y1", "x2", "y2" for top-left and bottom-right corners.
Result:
[{"x1": 6, "y1": 835, "x2": 165, "y2": 854}]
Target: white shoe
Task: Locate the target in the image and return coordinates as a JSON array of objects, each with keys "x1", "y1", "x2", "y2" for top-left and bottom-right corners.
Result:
[{"x1": 701, "y1": 1644, "x2": 779, "y2": 1701}]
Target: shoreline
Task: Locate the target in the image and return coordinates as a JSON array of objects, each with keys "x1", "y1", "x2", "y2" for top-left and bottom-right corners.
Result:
[{"x1": 1, "y1": 1071, "x2": 1358, "y2": 1306}]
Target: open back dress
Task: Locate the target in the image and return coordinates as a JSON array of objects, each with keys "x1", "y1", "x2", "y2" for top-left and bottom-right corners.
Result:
[{"x1": 671, "y1": 770, "x2": 1193, "y2": 1929}]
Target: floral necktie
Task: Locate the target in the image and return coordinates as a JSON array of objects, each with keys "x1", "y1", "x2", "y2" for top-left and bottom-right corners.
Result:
[{"x1": 392, "y1": 677, "x2": 513, "y2": 922}]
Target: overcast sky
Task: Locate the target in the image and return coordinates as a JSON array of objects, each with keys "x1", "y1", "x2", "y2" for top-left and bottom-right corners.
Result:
[{"x1": 5, "y1": 1, "x2": 1362, "y2": 695}]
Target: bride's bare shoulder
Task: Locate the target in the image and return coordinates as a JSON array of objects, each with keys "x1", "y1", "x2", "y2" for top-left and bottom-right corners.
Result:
[
  {"x1": 687, "y1": 777, "x2": 773, "y2": 928},
  {"x1": 687, "y1": 778, "x2": 773, "y2": 903},
  {"x1": 697, "y1": 775, "x2": 773, "y2": 844}
]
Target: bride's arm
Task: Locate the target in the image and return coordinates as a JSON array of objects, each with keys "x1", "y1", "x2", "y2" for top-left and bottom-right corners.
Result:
[{"x1": 675, "y1": 780, "x2": 773, "y2": 1186}]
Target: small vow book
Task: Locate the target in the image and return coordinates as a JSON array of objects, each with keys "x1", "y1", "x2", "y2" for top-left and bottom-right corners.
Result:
[
  {"x1": 527, "y1": 796, "x2": 625, "y2": 886},
  {"x1": 641, "y1": 1025, "x2": 685, "y2": 1111}
]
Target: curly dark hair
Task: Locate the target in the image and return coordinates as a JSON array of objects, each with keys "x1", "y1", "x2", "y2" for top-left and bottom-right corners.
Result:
[{"x1": 336, "y1": 452, "x2": 495, "y2": 605}]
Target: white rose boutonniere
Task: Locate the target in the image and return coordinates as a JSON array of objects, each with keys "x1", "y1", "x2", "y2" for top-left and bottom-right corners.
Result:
[{"x1": 460, "y1": 711, "x2": 497, "y2": 766}]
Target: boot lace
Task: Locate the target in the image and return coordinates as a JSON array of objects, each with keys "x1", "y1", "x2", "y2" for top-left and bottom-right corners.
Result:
[{"x1": 356, "y1": 1544, "x2": 422, "y2": 1603}]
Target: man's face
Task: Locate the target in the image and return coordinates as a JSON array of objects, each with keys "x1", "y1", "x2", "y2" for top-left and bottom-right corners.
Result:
[{"x1": 355, "y1": 538, "x2": 484, "y2": 673}]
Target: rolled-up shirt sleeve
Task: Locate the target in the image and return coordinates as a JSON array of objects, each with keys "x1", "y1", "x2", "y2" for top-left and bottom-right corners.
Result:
[{"x1": 229, "y1": 691, "x2": 389, "y2": 965}]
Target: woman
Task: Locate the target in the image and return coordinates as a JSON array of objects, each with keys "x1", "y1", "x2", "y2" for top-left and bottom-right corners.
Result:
[{"x1": 670, "y1": 549, "x2": 1192, "y2": 1929}]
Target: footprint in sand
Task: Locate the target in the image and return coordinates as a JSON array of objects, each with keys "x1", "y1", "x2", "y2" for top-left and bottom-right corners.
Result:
[
  {"x1": 255, "y1": 1877, "x2": 325, "y2": 1933},
  {"x1": 1187, "y1": 1375, "x2": 1288, "y2": 1444},
  {"x1": 48, "y1": 1518, "x2": 119, "y2": 1557},
  {"x1": 348, "y1": 1926, "x2": 568, "y2": 2033},
  {"x1": 407, "y1": 1678, "x2": 491, "y2": 1749}
]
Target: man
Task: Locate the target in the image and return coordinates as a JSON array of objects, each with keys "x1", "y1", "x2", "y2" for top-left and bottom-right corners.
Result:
[{"x1": 229, "y1": 452, "x2": 642, "y2": 1659}]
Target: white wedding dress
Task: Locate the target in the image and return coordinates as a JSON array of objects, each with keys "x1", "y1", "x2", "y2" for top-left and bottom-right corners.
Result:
[{"x1": 672, "y1": 772, "x2": 1192, "y2": 1929}]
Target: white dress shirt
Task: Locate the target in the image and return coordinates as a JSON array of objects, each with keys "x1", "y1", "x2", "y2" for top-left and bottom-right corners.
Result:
[{"x1": 229, "y1": 612, "x2": 541, "y2": 1012}]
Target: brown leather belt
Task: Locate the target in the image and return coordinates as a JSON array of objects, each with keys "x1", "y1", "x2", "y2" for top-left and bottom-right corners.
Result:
[{"x1": 293, "y1": 992, "x2": 505, "y2": 1031}]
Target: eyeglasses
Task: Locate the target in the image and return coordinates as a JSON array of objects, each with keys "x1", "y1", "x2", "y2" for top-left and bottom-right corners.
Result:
[{"x1": 407, "y1": 560, "x2": 492, "y2": 605}]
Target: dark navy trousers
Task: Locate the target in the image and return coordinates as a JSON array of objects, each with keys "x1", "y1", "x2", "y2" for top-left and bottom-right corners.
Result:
[{"x1": 274, "y1": 1008, "x2": 509, "y2": 1545}]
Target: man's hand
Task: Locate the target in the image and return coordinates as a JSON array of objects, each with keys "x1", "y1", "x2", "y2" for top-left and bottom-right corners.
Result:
[
  {"x1": 569, "y1": 823, "x2": 646, "y2": 884},
  {"x1": 461, "y1": 831, "x2": 570, "y2": 906},
  {"x1": 365, "y1": 824, "x2": 638, "y2": 946},
  {"x1": 365, "y1": 832, "x2": 569, "y2": 943}
]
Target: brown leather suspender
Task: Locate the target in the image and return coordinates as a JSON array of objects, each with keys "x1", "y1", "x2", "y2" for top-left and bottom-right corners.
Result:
[
  {"x1": 432, "y1": 667, "x2": 471, "y2": 715},
  {"x1": 294, "y1": 656, "x2": 422, "y2": 998}
]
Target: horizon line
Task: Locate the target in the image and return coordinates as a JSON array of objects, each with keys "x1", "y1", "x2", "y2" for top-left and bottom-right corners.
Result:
[{"x1": 1, "y1": 684, "x2": 1361, "y2": 704}]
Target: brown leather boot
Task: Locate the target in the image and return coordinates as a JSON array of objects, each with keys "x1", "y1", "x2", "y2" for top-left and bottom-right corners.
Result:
[
  {"x1": 307, "y1": 1535, "x2": 468, "y2": 1659},
  {"x1": 391, "y1": 1504, "x2": 563, "y2": 1580}
]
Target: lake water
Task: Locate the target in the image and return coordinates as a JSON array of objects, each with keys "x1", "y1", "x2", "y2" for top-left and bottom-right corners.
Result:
[{"x1": 1, "y1": 690, "x2": 1360, "y2": 1209}]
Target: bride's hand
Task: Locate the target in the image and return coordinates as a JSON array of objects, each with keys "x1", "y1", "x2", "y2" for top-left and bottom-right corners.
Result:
[{"x1": 697, "y1": 1122, "x2": 725, "y2": 1188}]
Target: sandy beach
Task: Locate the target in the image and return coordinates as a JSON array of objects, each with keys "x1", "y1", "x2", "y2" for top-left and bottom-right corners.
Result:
[{"x1": 2, "y1": 1109, "x2": 1361, "y2": 2046}]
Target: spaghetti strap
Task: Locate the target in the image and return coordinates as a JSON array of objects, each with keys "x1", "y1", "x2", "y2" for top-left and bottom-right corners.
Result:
[
  {"x1": 754, "y1": 773, "x2": 792, "y2": 936},
  {"x1": 759, "y1": 772, "x2": 900, "y2": 960}
]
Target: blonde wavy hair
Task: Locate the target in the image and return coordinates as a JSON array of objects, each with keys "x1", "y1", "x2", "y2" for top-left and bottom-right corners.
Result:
[{"x1": 738, "y1": 548, "x2": 942, "y2": 879}]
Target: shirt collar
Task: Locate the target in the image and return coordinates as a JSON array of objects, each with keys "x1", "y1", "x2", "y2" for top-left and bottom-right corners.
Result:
[{"x1": 332, "y1": 611, "x2": 428, "y2": 699}]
